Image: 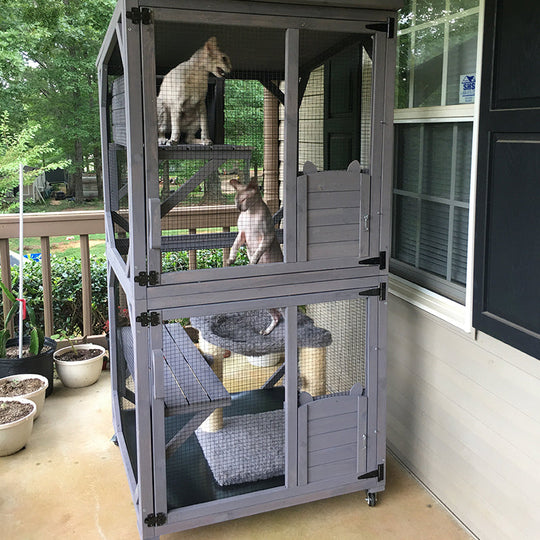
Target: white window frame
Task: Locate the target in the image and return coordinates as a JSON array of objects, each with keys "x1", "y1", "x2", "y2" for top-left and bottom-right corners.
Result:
[{"x1": 390, "y1": 0, "x2": 485, "y2": 333}]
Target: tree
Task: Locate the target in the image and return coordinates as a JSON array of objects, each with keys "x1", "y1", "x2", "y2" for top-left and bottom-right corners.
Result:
[
  {"x1": 0, "y1": 111, "x2": 66, "y2": 197},
  {"x1": 0, "y1": 0, "x2": 115, "y2": 200}
]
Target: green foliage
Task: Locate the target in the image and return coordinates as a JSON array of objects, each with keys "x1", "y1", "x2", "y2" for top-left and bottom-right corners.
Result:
[
  {"x1": 162, "y1": 247, "x2": 249, "y2": 272},
  {"x1": 0, "y1": 279, "x2": 44, "y2": 357},
  {"x1": 224, "y1": 80, "x2": 264, "y2": 167},
  {"x1": 1, "y1": 249, "x2": 249, "y2": 341},
  {"x1": 0, "y1": 111, "x2": 68, "y2": 194},
  {"x1": 3, "y1": 255, "x2": 109, "y2": 338},
  {"x1": 0, "y1": 0, "x2": 116, "y2": 192}
]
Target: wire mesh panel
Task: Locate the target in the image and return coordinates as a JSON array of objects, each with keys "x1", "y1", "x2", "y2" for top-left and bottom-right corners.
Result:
[
  {"x1": 112, "y1": 276, "x2": 138, "y2": 482},
  {"x1": 162, "y1": 310, "x2": 287, "y2": 510},
  {"x1": 105, "y1": 40, "x2": 131, "y2": 263},
  {"x1": 301, "y1": 298, "x2": 367, "y2": 399},
  {"x1": 151, "y1": 22, "x2": 285, "y2": 274}
]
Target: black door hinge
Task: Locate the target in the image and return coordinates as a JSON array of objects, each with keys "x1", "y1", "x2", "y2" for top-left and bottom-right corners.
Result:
[
  {"x1": 366, "y1": 17, "x2": 395, "y2": 39},
  {"x1": 127, "y1": 7, "x2": 152, "y2": 25},
  {"x1": 144, "y1": 512, "x2": 167, "y2": 527},
  {"x1": 135, "y1": 271, "x2": 159, "y2": 286},
  {"x1": 137, "y1": 312, "x2": 160, "y2": 327},
  {"x1": 358, "y1": 463, "x2": 385, "y2": 482},
  {"x1": 361, "y1": 282, "x2": 387, "y2": 301},
  {"x1": 359, "y1": 251, "x2": 386, "y2": 270}
]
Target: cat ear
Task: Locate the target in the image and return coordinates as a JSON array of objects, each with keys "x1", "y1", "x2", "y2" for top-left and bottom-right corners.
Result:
[
  {"x1": 205, "y1": 36, "x2": 218, "y2": 52},
  {"x1": 230, "y1": 179, "x2": 241, "y2": 191},
  {"x1": 247, "y1": 178, "x2": 259, "y2": 190}
]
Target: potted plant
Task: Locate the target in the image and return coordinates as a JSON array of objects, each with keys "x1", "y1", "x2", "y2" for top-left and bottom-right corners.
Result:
[
  {"x1": 0, "y1": 281, "x2": 56, "y2": 396},
  {"x1": 0, "y1": 373, "x2": 49, "y2": 418},
  {"x1": 53, "y1": 337, "x2": 106, "y2": 388},
  {"x1": 0, "y1": 397, "x2": 37, "y2": 456}
]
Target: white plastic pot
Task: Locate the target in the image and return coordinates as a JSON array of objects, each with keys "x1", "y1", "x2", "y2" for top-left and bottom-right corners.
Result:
[
  {"x1": 54, "y1": 344, "x2": 106, "y2": 388},
  {"x1": 0, "y1": 397, "x2": 37, "y2": 456},
  {"x1": 0, "y1": 374, "x2": 48, "y2": 419}
]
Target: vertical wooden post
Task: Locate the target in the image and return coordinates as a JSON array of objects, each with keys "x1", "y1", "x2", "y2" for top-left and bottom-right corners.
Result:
[
  {"x1": 40, "y1": 237, "x2": 54, "y2": 336},
  {"x1": 80, "y1": 234, "x2": 92, "y2": 336},
  {"x1": 223, "y1": 226, "x2": 230, "y2": 266},
  {"x1": 188, "y1": 228, "x2": 197, "y2": 270},
  {"x1": 264, "y1": 88, "x2": 280, "y2": 214}
]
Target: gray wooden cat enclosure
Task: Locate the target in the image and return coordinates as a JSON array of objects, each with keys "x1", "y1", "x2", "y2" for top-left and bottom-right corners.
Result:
[{"x1": 97, "y1": 1, "x2": 400, "y2": 538}]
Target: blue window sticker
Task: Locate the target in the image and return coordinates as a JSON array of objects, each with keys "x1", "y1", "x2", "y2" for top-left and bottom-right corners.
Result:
[{"x1": 459, "y1": 74, "x2": 476, "y2": 104}]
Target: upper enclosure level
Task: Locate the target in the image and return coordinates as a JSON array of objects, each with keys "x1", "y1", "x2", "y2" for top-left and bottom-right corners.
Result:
[{"x1": 97, "y1": 0, "x2": 401, "y2": 287}]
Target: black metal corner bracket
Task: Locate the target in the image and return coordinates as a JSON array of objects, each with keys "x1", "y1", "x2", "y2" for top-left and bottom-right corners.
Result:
[
  {"x1": 126, "y1": 7, "x2": 152, "y2": 25},
  {"x1": 144, "y1": 512, "x2": 167, "y2": 527},
  {"x1": 358, "y1": 463, "x2": 385, "y2": 482},
  {"x1": 136, "y1": 312, "x2": 160, "y2": 327},
  {"x1": 134, "y1": 271, "x2": 159, "y2": 287},
  {"x1": 366, "y1": 17, "x2": 395, "y2": 39},
  {"x1": 359, "y1": 251, "x2": 387, "y2": 270}
]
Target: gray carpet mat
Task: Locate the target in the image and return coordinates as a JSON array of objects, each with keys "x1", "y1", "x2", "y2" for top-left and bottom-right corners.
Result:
[{"x1": 196, "y1": 409, "x2": 285, "y2": 486}]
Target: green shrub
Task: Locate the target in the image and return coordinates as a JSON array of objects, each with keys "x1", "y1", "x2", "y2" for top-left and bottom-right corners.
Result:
[
  {"x1": 1, "y1": 247, "x2": 250, "y2": 338},
  {"x1": 2, "y1": 255, "x2": 108, "y2": 337}
]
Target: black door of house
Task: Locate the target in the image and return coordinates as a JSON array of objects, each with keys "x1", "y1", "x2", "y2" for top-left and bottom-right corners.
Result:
[
  {"x1": 324, "y1": 45, "x2": 362, "y2": 170},
  {"x1": 473, "y1": 0, "x2": 540, "y2": 358}
]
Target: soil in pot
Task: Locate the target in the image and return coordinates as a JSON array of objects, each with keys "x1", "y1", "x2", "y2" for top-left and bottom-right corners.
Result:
[
  {"x1": 58, "y1": 348, "x2": 103, "y2": 362},
  {"x1": 0, "y1": 400, "x2": 34, "y2": 424},
  {"x1": 0, "y1": 378, "x2": 44, "y2": 397},
  {"x1": 4, "y1": 345, "x2": 35, "y2": 358}
]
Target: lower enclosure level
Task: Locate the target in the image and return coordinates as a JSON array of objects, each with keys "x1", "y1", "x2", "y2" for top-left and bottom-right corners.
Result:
[{"x1": 111, "y1": 285, "x2": 386, "y2": 538}]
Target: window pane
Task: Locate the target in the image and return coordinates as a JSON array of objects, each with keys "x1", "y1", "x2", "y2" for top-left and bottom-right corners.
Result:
[
  {"x1": 422, "y1": 123, "x2": 452, "y2": 198},
  {"x1": 398, "y1": 0, "x2": 414, "y2": 31},
  {"x1": 416, "y1": 0, "x2": 446, "y2": 23},
  {"x1": 393, "y1": 195, "x2": 418, "y2": 266},
  {"x1": 452, "y1": 206, "x2": 469, "y2": 285},
  {"x1": 455, "y1": 124, "x2": 472, "y2": 202},
  {"x1": 413, "y1": 24, "x2": 444, "y2": 107},
  {"x1": 395, "y1": 124, "x2": 421, "y2": 191},
  {"x1": 395, "y1": 32, "x2": 411, "y2": 108},
  {"x1": 419, "y1": 200, "x2": 449, "y2": 278},
  {"x1": 446, "y1": 14, "x2": 479, "y2": 105}
]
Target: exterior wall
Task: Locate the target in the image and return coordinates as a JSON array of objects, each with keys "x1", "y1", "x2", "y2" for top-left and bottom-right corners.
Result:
[{"x1": 387, "y1": 294, "x2": 540, "y2": 539}]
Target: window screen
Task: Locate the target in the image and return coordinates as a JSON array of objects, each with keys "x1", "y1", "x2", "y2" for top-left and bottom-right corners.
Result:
[{"x1": 392, "y1": 122, "x2": 472, "y2": 302}]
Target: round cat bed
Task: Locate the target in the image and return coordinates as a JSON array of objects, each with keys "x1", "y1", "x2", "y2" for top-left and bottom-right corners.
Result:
[{"x1": 191, "y1": 310, "x2": 332, "y2": 357}]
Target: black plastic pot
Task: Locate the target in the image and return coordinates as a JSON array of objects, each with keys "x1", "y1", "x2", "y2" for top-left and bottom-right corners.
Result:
[{"x1": 0, "y1": 337, "x2": 57, "y2": 397}]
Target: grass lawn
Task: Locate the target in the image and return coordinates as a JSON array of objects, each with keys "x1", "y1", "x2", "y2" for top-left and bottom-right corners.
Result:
[
  {"x1": 6, "y1": 198, "x2": 106, "y2": 258},
  {"x1": 10, "y1": 234, "x2": 106, "y2": 258}
]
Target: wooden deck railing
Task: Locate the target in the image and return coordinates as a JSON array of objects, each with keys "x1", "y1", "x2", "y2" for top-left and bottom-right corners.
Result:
[
  {"x1": 0, "y1": 211, "x2": 105, "y2": 338},
  {"x1": 0, "y1": 207, "x2": 241, "y2": 338}
]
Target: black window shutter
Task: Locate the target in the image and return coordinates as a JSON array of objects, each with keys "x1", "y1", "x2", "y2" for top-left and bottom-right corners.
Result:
[{"x1": 473, "y1": 0, "x2": 540, "y2": 359}]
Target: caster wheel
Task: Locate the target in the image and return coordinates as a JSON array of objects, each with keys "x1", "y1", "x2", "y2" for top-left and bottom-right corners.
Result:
[
  {"x1": 366, "y1": 492, "x2": 377, "y2": 507},
  {"x1": 111, "y1": 434, "x2": 119, "y2": 446}
]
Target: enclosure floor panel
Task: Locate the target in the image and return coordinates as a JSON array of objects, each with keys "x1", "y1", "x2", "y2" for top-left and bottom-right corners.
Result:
[{"x1": 165, "y1": 387, "x2": 285, "y2": 509}]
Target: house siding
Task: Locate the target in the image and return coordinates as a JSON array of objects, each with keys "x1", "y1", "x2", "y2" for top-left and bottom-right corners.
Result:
[{"x1": 387, "y1": 294, "x2": 540, "y2": 539}]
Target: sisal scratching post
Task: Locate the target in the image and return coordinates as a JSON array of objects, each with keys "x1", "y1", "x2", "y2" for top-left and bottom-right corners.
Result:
[
  {"x1": 299, "y1": 347, "x2": 327, "y2": 397},
  {"x1": 198, "y1": 337, "x2": 228, "y2": 432}
]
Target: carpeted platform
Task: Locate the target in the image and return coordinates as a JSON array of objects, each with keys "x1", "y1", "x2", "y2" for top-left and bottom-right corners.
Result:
[
  {"x1": 191, "y1": 310, "x2": 332, "y2": 357},
  {"x1": 196, "y1": 409, "x2": 285, "y2": 486}
]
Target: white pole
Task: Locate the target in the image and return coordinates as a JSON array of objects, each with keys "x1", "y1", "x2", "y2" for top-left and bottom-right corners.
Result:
[{"x1": 18, "y1": 163, "x2": 24, "y2": 357}]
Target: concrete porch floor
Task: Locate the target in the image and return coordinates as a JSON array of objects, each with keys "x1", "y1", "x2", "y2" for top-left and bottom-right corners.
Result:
[{"x1": 1, "y1": 373, "x2": 473, "y2": 540}]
